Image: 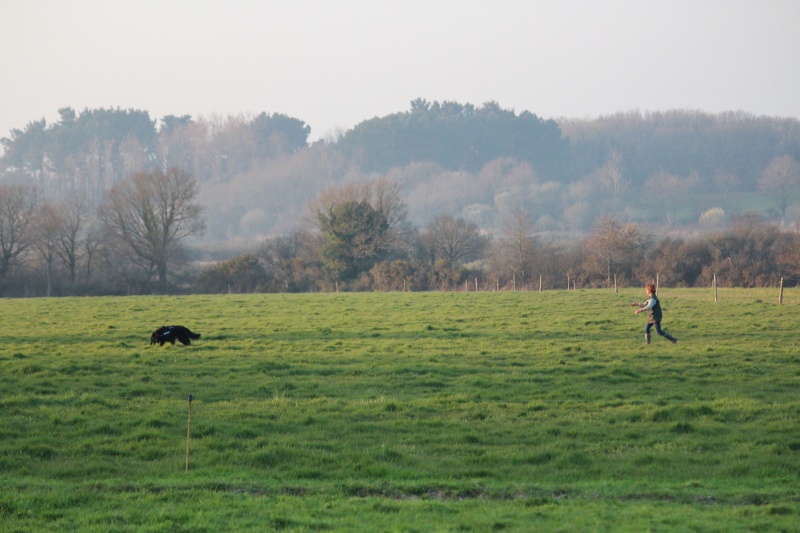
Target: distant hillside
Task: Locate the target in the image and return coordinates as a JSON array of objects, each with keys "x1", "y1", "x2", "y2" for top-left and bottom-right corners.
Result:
[{"x1": 2, "y1": 103, "x2": 799, "y2": 244}]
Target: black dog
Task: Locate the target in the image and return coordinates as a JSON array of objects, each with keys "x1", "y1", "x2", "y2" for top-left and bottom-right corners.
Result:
[{"x1": 150, "y1": 325, "x2": 201, "y2": 346}]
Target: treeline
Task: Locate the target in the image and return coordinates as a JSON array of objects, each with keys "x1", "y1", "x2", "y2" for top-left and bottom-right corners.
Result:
[
  {"x1": 0, "y1": 167, "x2": 205, "y2": 297},
  {"x1": 198, "y1": 197, "x2": 800, "y2": 294},
  {"x1": 1, "y1": 101, "x2": 800, "y2": 297},
  {"x1": 0, "y1": 107, "x2": 309, "y2": 201},
  {"x1": 336, "y1": 99, "x2": 567, "y2": 176},
  {"x1": 3, "y1": 103, "x2": 800, "y2": 245},
  {"x1": 1, "y1": 170, "x2": 797, "y2": 297}
]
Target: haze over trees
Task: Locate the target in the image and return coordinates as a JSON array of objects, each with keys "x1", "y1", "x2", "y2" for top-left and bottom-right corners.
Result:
[
  {"x1": 1, "y1": 101, "x2": 800, "y2": 296},
  {"x1": 758, "y1": 154, "x2": 800, "y2": 220}
]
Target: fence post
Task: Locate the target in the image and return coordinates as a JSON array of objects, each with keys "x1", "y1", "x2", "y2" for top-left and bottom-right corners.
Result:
[
  {"x1": 539, "y1": 275, "x2": 542, "y2": 292},
  {"x1": 614, "y1": 274, "x2": 618, "y2": 294},
  {"x1": 185, "y1": 394, "x2": 193, "y2": 473},
  {"x1": 779, "y1": 277, "x2": 784, "y2": 304},
  {"x1": 713, "y1": 273, "x2": 718, "y2": 303}
]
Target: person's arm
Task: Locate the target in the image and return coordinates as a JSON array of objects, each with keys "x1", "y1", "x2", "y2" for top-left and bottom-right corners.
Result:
[{"x1": 634, "y1": 297, "x2": 654, "y2": 314}]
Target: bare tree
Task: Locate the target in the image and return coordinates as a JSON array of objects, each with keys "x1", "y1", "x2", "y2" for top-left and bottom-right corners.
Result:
[
  {"x1": 31, "y1": 202, "x2": 63, "y2": 296},
  {"x1": 81, "y1": 217, "x2": 106, "y2": 283},
  {"x1": 46, "y1": 192, "x2": 91, "y2": 285},
  {"x1": 493, "y1": 207, "x2": 537, "y2": 283},
  {"x1": 0, "y1": 184, "x2": 38, "y2": 290},
  {"x1": 758, "y1": 155, "x2": 800, "y2": 219},
  {"x1": 98, "y1": 167, "x2": 205, "y2": 290},
  {"x1": 591, "y1": 151, "x2": 627, "y2": 208},
  {"x1": 586, "y1": 215, "x2": 649, "y2": 286},
  {"x1": 425, "y1": 214, "x2": 489, "y2": 267}
]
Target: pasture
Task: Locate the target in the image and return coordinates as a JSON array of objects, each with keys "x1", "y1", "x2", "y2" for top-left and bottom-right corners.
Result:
[{"x1": 1, "y1": 288, "x2": 798, "y2": 531}]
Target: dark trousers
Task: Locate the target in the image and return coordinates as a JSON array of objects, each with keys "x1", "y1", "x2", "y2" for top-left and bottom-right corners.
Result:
[{"x1": 645, "y1": 322, "x2": 666, "y2": 336}]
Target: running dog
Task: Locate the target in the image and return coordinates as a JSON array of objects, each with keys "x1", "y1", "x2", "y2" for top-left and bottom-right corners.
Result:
[{"x1": 150, "y1": 325, "x2": 201, "y2": 346}]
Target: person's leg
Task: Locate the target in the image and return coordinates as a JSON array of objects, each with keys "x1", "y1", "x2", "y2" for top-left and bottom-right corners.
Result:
[
  {"x1": 644, "y1": 322, "x2": 652, "y2": 344},
  {"x1": 655, "y1": 322, "x2": 678, "y2": 344}
]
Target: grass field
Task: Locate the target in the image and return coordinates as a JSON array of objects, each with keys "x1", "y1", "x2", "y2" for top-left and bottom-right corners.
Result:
[{"x1": 1, "y1": 288, "x2": 799, "y2": 532}]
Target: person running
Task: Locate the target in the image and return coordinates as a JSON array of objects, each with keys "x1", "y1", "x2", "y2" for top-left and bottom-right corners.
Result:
[{"x1": 631, "y1": 284, "x2": 678, "y2": 345}]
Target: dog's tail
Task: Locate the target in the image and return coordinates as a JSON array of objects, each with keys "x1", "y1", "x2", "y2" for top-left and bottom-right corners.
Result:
[{"x1": 190, "y1": 332, "x2": 201, "y2": 340}]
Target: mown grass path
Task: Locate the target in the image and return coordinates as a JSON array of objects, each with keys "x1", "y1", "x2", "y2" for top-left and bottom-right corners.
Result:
[{"x1": 1, "y1": 288, "x2": 798, "y2": 531}]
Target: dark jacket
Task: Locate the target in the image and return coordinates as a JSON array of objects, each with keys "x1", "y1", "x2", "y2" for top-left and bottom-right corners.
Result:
[{"x1": 646, "y1": 294, "x2": 663, "y2": 323}]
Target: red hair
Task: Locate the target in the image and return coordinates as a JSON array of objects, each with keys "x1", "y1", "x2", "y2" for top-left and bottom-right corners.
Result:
[{"x1": 645, "y1": 284, "x2": 657, "y2": 294}]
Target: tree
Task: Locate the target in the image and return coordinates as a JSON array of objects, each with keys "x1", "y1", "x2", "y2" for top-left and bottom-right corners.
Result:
[
  {"x1": 196, "y1": 253, "x2": 267, "y2": 293},
  {"x1": 701, "y1": 212, "x2": 781, "y2": 287},
  {"x1": 30, "y1": 193, "x2": 91, "y2": 290},
  {"x1": 52, "y1": 193, "x2": 91, "y2": 285},
  {"x1": 80, "y1": 217, "x2": 107, "y2": 284},
  {"x1": 0, "y1": 184, "x2": 38, "y2": 292},
  {"x1": 0, "y1": 120, "x2": 49, "y2": 183},
  {"x1": 310, "y1": 180, "x2": 409, "y2": 283},
  {"x1": 31, "y1": 202, "x2": 63, "y2": 296},
  {"x1": 318, "y1": 199, "x2": 389, "y2": 281},
  {"x1": 585, "y1": 215, "x2": 649, "y2": 286},
  {"x1": 98, "y1": 167, "x2": 205, "y2": 290},
  {"x1": 337, "y1": 100, "x2": 567, "y2": 175},
  {"x1": 257, "y1": 231, "x2": 322, "y2": 292},
  {"x1": 589, "y1": 151, "x2": 627, "y2": 210},
  {"x1": 157, "y1": 115, "x2": 202, "y2": 178},
  {"x1": 642, "y1": 237, "x2": 712, "y2": 287},
  {"x1": 758, "y1": 155, "x2": 800, "y2": 219},
  {"x1": 250, "y1": 112, "x2": 310, "y2": 156},
  {"x1": 776, "y1": 225, "x2": 800, "y2": 285},
  {"x1": 492, "y1": 207, "x2": 537, "y2": 284},
  {"x1": 425, "y1": 214, "x2": 489, "y2": 267}
]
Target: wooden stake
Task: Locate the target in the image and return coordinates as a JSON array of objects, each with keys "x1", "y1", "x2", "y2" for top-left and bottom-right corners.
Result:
[
  {"x1": 185, "y1": 394, "x2": 193, "y2": 473},
  {"x1": 539, "y1": 275, "x2": 542, "y2": 292},
  {"x1": 614, "y1": 274, "x2": 618, "y2": 294},
  {"x1": 713, "y1": 273, "x2": 718, "y2": 303},
  {"x1": 779, "y1": 277, "x2": 784, "y2": 304}
]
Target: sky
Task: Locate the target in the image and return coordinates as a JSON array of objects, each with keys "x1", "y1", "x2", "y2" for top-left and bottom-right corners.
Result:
[{"x1": 2, "y1": 0, "x2": 799, "y2": 144}]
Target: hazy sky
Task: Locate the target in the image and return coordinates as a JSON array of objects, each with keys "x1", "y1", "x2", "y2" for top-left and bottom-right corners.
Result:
[{"x1": 2, "y1": 0, "x2": 799, "y2": 143}]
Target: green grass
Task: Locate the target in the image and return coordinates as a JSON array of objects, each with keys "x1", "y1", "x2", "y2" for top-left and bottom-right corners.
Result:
[{"x1": 1, "y1": 288, "x2": 799, "y2": 531}]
